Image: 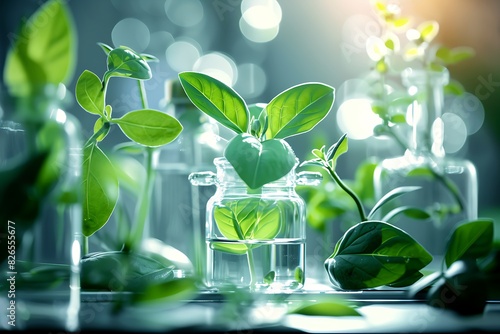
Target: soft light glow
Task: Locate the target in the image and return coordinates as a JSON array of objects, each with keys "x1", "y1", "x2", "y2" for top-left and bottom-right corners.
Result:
[
  {"x1": 447, "y1": 92, "x2": 485, "y2": 135},
  {"x1": 53, "y1": 108, "x2": 67, "y2": 123},
  {"x1": 241, "y1": 0, "x2": 282, "y2": 30},
  {"x1": 112, "y1": 18, "x2": 150, "y2": 52},
  {"x1": 165, "y1": 0, "x2": 204, "y2": 27},
  {"x1": 166, "y1": 39, "x2": 201, "y2": 72},
  {"x1": 233, "y1": 63, "x2": 267, "y2": 99},
  {"x1": 406, "y1": 101, "x2": 422, "y2": 127},
  {"x1": 71, "y1": 240, "x2": 81, "y2": 267},
  {"x1": 442, "y1": 112, "x2": 467, "y2": 154},
  {"x1": 239, "y1": 16, "x2": 280, "y2": 43},
  {"x1": 337, "y1": 99, "x2": 382, "y2": 140},
  {"x1": 193, "y1": 52, "x2": 238, "y2": 87}
]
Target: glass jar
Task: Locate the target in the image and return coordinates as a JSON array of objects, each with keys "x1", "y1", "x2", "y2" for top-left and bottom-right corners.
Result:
[
  {"x1": 0, "y1": 85, "x2": 82, "y2": 331},
  {"x1": 373, "y1": 68, "x2": 478, "y2": 265},
  {"x1": 189, "y1": 157, "x2": 321, "y2": 291}
]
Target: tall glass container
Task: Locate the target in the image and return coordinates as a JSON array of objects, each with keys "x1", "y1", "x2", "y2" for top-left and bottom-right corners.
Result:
[
  {"x1": 150, "y1": 79, "x2": 224, "y2": 277},
  {"x1": 374, "y1": 68, "x2": 478, "y2": 265},
  {"x1": 0, "y1": 85, "x2": 82, "y2": 331},
  {"x1": 190, "y1": 157, "x2": 321, "y2": 291}
]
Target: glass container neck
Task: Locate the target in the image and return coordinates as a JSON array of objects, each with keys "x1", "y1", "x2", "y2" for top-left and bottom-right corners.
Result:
[{"x1": 402, "y1": 68, "x2": 449, "y2": 158}]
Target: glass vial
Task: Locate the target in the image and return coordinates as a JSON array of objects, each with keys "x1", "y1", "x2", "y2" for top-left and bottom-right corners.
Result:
[{"x1": 374, "y1": 68, "x2": 478, "y2": 266}]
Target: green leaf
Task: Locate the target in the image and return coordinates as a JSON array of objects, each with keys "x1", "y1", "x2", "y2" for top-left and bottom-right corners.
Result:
[
  {"x1": 82, "y1": 143, "x2": 119, "y2": 237},
  {"x1": 390, "y1": 114, "x2": 406, "y2": 124},
  {"x1": 103, "y1": 46, "x2": 152, "y2": 84},
  {"x1": 265, "y1": 83, "x2": 334, "y2": 139},
  {"x1": 4, "y1": 0, "x2": 76, "y2": 96},
  {"x1": 224, "y1": 133, "x2": 297, "y2": 189},
  {"x1": 295, "y1": 267, "x2": 304, "y2": 283},
  {"x1": 325, "y1": 221, "x2": 432, "y2": 290},
  {"x1": 108, "y1": 152, "x2": 146, "y2": 194},
  {"x1": 140, "y1": 53, "x2": 159, "y2": 62},
  {"x1": 382, "y1": 206, "x2": 431, "y2": 222},
  {"x1": 211, "y1": 242, "x2": 248, "y2": 255},
  {"x1": 435, "y1": 46, "x2": 475, "y2": 65},
  {"x1": 76, "y1": 70, "x2": 105, "y2": 115},
  {"x1": 214, "y1": 198, "x2": 281, "y2": 241},
  {"x1": 264, "y1": 271, "x2": 276, "y2": 284},
  {"x1": 97, "y1": 42, "x2": 113, "y2": 55},
  {"x1": 407, "y1": 167, "x2": 433, "y2": 177},
  {"x1": 418, "y1": 20, "x2": 439, "y2": 42},
  {"x1": 367, "y1": 186, "x2": 421, "y2": 219},
  {"x1": 289, "y1": 301, "x2": 361, "y2": 317},
  {"x1": 178, "y1": 71, "x2": 249, "y2": 134},
  {"x1": 444, "y1": 80, "x2": 465, "y2": 96},
  {"x1": 445, "y1": 219, "x2": 494, "y2": 268},
  {"x1": 113, "y1": 109, "x2": 183, "y2": 147},
  {"x1": 326, "y1": 134, "x2": 348, "y2": 167},
  {"x1": 133, "y1": 277, "x2": 197, "y2": 304}
]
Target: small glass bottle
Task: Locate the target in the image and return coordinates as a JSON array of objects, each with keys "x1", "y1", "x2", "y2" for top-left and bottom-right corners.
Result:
[
  {"x1": 0, "y1": 84, "x2": 82, "y2": 331},
  {"x1": 374, "y1": 68, "x2": 478, "y2": 265},
  {"x1": 189, "y1": 157, "x2": 321, "y2": 291},
  {"x1": 150, "y1": 79, "x2": 224, "y2": 277}
]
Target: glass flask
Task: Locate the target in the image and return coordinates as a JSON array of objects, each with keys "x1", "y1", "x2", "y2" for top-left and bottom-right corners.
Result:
[
  {"x1": 0, "y1": 85, "x2": 82, "y2": 331},
  {"x1": 189, "y1": 157, "x2": 321, "y2": 291},
  {"x1": 150, "y1": 79, "x2": 224, "y2": 277},
  {"x1": 374, "y1": 68, "x2": 478, "y2": 265}
]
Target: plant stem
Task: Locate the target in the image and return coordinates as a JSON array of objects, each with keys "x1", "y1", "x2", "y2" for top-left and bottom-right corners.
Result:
[
  {"x1": 83, "y1": 236, "x2": 89, "y2": 256},
  {"x1": 84, "y1": 121, "x2": 110, "y2": 147},
  {"x1": 325, "y1": 162, "x2": 367, "y2": 222},
  {"x1": 126, "y1": 79, "x2": 156, "y2": 250},
  {"x1": 128, "y1": 144, "x2": 156, "y2": 250},
  {"x1": 137, "y1": 80, "x2": 148, "y2": 109},
  {"x1": 246, "y1": 247, "x2": 256, "y2": 288}
]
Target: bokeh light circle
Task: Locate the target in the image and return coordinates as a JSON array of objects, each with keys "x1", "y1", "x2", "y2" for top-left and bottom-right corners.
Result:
[
  {"x1": 165, "y1": 39, "x2": 201, "y2": 72},
  {"x1": 112, "y1": 18, "x2": 150, "y2": 52},
  {"x1": 193, "y1": 52, "x2": 238, "y2": 87},
  {"x1": 442, "y1": 112, "x2": 467, "y2": 154},
  {"x1": 446, "y1": 92, "x2": 485, "y2": 135},
  {"x1": 241, "y1": 0, "x2": 282, "y2": 30},
  {"x1": 336, "y1": 99, "x2": 382, "y2": 140},
  {"x1": 165, "y1": 0, "x2": 204, "y2": 27},
  {"x1": 239, "y1": 16, "x2": 279, "y2": 43},
  {"x1": 233, "y1": 63, "x2": 267, "y2": 99}
]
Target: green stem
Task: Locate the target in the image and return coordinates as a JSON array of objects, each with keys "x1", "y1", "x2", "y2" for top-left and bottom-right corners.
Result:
[
  {"x1": 246, "y1": 247, "x2": 256, "y2": 288},
  {"x1": 128, "y1": 146, "x2": 156, "y2": 250},
  {"x1": 137, "y1": 80, "x2": 148, "y2": 109},
  {"x1": 84, "y1": 121, "x2": 110, "y2": 147},
  {"x1": 325, "y1": 162, "x2": 367, "y2": 222},
  {"x1": 83, "y1": 236, "x2": 89, "y2": 256}
]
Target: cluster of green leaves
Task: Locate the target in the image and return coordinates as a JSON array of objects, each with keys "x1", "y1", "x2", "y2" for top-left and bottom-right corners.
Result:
[
  {"x1": 409, "y1": 219, "x2": 495, "y2": 315},
  {"x1": 75, "y1": 44, "x2": 182, "y2": 238},
  {"x1": 368, "y1": 0, "x2": 475, "y2": 143},
  {"x1": 178, "y1": 72, "x2": 335, "y2": 190},
  {"x1": 303, "y1": 134, "x2": 433, "y2": 289}
]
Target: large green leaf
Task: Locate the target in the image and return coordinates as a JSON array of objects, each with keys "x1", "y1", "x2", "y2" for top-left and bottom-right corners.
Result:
[
  {"x1": 445, "y1": 219, "x2": 494, "y2": 268},
  {"x1": 113, "y1": 109, "x2": 183, "y2": 147},
  {"x1": 214, "y1": 198, "x2": 281, "y2": 240},
  {"x1": 265, "y1": 83, "x2": 334, "y2": 139},
  {"x1": 82, "y1": 143, "x2": 119, "y2": 236},
  {"x1": 224, "y1": 133, "x2": 297, "y2": 189},
  {"x1": 178, "y1": 71, "x2": 249, "y2": 134},
  {"x1": 103, "y1": 46, "x2": 152, "y2": 84},
  {"x1": 4, "y1": 0, "x2": 76, "y2": 97},
  {"x1": 325, "y1": 221, "x2": 432, "y2": 290},
  {"x1": 76, "y1": 70, "x2": 105, "y2": 116},
  {"x1": 212, "y1": 198, "x2": 281, "y2": 254}
]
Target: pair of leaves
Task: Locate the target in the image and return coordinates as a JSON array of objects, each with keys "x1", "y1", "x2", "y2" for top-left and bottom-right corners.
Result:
[
  {"x1": 4, "y1": 0, "x2": 76, "y2": 97},
  {"x1": 212, "y1": 198, "x2": 281, "y2": 255},
  {"x1": 178, "y1": 71, "x2": 334, "y2": 189},
  {"x1": 325, "y1": 221, "x2": 433, "y2": 290}
]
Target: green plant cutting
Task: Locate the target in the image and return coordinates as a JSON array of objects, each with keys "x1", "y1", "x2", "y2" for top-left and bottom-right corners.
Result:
[
  {"x1": 74, "y1": 43, "x2": 200, "y2": 300},
  {"x1": 303, "y1": 134, "x2": 497, "y2": 306},
  {"x1": 302, "y1": 134, "x2": 433, "y2": 289},
  {"x1": 179, "y1": 71, "x2": 334, "y2": 286}
]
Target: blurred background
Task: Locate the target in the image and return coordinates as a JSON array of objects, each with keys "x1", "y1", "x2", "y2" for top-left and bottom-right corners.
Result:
[{"x1": 1, "y1": 0, "x2": 499, "y2": 218}]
